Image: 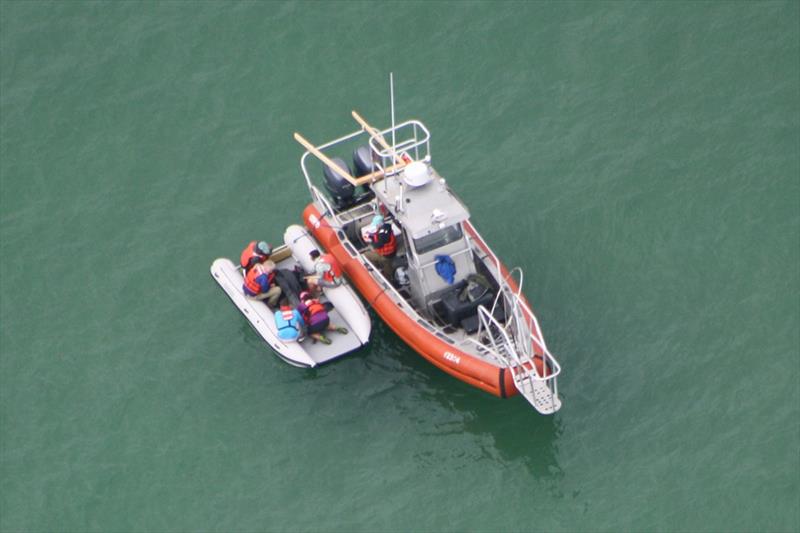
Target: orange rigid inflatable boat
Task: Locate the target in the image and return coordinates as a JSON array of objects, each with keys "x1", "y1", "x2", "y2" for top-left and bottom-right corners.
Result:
[
  {"x1": 294, "y1": 105, "x2": 562, "y2": 414},
  {"x1": 305, "y1": 204, "x2": 548, "y2": 398}
]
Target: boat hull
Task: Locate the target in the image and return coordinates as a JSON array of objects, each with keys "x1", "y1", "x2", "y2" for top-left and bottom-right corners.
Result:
[{"x1": 302, "y1": 203, "x2": 551, "y2": 398}]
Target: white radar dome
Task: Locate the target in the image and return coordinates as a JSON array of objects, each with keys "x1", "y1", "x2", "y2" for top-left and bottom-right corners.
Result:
[{"x1": 402, "y1": 161, "x2": 431, "y2": 188}]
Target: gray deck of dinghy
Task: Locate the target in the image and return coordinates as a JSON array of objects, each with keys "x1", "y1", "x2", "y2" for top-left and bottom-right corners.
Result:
[{"x1": 211, "y1": 255, "x2": 364, "y2": 367}]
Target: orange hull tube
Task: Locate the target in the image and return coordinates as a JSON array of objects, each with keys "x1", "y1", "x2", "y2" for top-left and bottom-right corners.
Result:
[{"x1": 303, "y1": 204, "x2": 547, "y2": 398}]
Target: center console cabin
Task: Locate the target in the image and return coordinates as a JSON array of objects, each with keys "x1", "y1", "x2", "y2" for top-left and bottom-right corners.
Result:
[{"x1": 315, "y1": 150, "x2": 505, "y2": 336}]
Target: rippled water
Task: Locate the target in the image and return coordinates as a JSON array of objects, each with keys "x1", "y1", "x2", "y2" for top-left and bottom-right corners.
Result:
[{"x1": 1, "y1": 1, "x2": 798, "y2": 531}]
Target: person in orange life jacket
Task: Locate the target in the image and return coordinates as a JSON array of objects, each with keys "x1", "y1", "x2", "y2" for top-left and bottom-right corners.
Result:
[
  {"x1": 306, "y1": 249, "x2": 343, "y2": 293},
  {"x1": 296, "y1": 291, "x2": 347, "y2": 345},
  {"x1": 242, "y1": 260, "x2": 282, "y2": 307},
  {"x1": 240, "y1": 241, "x2": 272, "y2": 272},
  {"x1": 273, "y1": 299, "x2": 305, "y2": 342},
  {"x1": 364, "y1": 214, "x2": 397, "y2": 279}
]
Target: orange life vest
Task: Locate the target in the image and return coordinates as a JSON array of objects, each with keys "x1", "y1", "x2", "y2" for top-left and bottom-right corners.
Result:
[
  {"x1": 240, "y1": 241, "x2": 268, "y2": 270},
  {"x1": 320, "y1": 253, "x2": 342, "y2": 283},
  {"x1": 301, "y1": 299, "x2": 326, "y2": 321},
  {"x1": 243, "y1": 264, "x2": 274, "y2": 295},
  {"x1": 371, "y1": 225, "x2": 397, "y2": 257}
]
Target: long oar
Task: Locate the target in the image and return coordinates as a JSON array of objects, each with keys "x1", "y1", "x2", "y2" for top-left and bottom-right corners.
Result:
[
  {"x1": 293, "y1": 132, "x2": 404, "y2": 187},
  {"x1": 293, "y1": 132, "x2": 359, "y2": 187},
  {"x1": 351, "y1": 110, "x2": 405, "y2": 165}
]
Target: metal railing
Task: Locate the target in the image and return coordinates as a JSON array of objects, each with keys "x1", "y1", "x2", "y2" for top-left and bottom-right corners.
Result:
[
  {"x1": 299, "y1": 128, "x2": 366, "y2": 196},
  {"x1": 298, "y1": 120, "x2": 431, "y2": 199},
  {"x1": 368, "y1": 120, "x2": 431, "y2": 172},
  {"x1": 463, "y1": 222, "x2": 562, "y2": 384}
]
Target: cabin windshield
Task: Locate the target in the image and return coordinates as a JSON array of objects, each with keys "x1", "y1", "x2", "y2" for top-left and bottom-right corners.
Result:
[{"x1": 413, "y1": 224, "x2": 464, "y2": 255}]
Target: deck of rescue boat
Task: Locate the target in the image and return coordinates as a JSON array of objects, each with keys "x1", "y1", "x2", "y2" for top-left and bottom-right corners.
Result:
[{"x1": 326, "y1": 199, "x2": 515, "y2": 368}]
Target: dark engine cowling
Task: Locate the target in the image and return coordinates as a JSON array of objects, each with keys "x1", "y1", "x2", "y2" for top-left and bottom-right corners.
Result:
[
  {"x1": 322, "y1": 158, "x2": 356, "y2": 209},
  {"x1": 353, "y1": 145, "x2": 376, "y2": 177}
]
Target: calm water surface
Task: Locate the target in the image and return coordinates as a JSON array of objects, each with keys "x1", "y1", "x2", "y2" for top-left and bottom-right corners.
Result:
[{"x1": 1, "y1": 1, "x2": 798, "y2": 531}]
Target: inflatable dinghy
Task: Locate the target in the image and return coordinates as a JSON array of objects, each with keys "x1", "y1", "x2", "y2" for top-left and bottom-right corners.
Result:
[{"x1": 210, "y1": 226, "x2": 371, "y2": 367}]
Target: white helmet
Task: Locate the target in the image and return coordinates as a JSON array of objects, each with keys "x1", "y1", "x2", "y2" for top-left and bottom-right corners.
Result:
[{"x1": 394, "y1": 266, "x2": 409, "y2": 286}]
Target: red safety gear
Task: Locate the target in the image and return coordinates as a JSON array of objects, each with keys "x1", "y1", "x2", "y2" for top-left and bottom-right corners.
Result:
[
  {"x1": 371, "y1": 225, "x2": 397, "y2": 257},
  {"x1": 301, "y1": 298, "x2": 326, "y2": 322},
  {"x1": 320, "y1": 253, "x2": 342, "y2": 284},
  {"x1": 244, "y1": 264, "x2": 274, "y2": 295},
  {"x1": 240, "y1": 241, "x2": 269, "y2": 270}
]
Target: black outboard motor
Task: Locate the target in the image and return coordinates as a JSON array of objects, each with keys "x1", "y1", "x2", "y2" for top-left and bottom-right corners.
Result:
[
  {"x1": 322, "y1": 158, "x2": 356, "y2": 210},
  {"x1": 350, "y1": 146, "x2": 376, "y2": 206},
  {"x1": 353, "y1": 145, "x2": 376, "y2": 177}
]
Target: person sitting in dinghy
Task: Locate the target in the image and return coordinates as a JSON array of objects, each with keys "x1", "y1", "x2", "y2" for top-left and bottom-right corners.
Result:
[
  {"x1": 306, "y1": 249, "x2": 343, "y2": 292},
  {"x1": 273, "y1": 299, "x2": 305, "y2": 342},
  {"x1": 243, "y1": 260, "x2": 282, "y2": 307},
  {"x1": 364, "y1": 215, "x2": 397, "y2": 279},
  {"x1": 240, "y1": 241, "x2": 272, "y2": 272},
  {"x1": 297, "y1": 291, "x2": 348, "y2": 345}
]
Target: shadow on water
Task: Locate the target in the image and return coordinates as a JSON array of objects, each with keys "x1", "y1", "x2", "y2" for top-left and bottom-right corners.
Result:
[
  {"x1": 237, "y1": 309, "x2": 563, "y2": 481},
  {"x1": 380, "y1": 328, "x2": 564, "y2": 482},
  {"x1": 426, "y1": 377, "x2": 564, "y2": 480}
]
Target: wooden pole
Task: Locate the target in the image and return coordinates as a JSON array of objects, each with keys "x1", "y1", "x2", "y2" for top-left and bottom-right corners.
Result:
[
  {"x1": 351, "y1": 110, "x2": 404, "y2": 165},
  {"x1": 293, "y1": 132, "x2": 359, "y2": 186},
  {"x1": 294, "y1": 130, "x2": 408, "y2": 187},
  {"x1": 350, "y1": 162, "x2": 406, "y2": 186}
]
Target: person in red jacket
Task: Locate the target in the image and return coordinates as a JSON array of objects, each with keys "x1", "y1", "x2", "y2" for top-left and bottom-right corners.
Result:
[
  {"x1": 364, "y1": 215, "x2": 397, "y2": 278},
  {"x1": 306, "y1": 249, "x2": 344, "y2": 293},
  {"x1": 240, "y1": 241, "x2": 272, "y2": 272},
  {"x1": 242, "y1": 261, "x2": 281, "y2": 307}
]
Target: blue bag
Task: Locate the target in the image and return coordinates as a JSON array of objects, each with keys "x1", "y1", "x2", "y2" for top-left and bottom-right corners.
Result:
[{"x1": 434, "y1": 254, "x2": 456, "y2": 285}]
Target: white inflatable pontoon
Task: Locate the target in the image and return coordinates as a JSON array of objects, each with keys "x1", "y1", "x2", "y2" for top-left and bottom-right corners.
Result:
[{"x1": 210, "y1": 225, "x2": 371, "y2": 367}]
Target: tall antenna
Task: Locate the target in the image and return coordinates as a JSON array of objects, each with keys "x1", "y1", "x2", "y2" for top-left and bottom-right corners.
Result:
[
  {"x1": 389, "y1": 72, "x2": 396, "y2": 155},
  {"x1": 386, "y1": 72, "x2": 396, "y2": 195}
]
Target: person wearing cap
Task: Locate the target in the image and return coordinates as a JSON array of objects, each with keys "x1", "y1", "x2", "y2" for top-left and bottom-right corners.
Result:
[
  {"x1": 240, "y1": 240, "x2": 272, "y2": 272},
  {"x1": 306, "y1": 249, "x2": 344, "y2": 293},
  {"x1": 297, "y1": 291, "x2": 348, "y2": 345},
  {"x1": 243, "y1": 260, "x2": 282, "y2": 307},
  {"x1": 364, "y1": 214, "x2": 397, "y2": 278}
]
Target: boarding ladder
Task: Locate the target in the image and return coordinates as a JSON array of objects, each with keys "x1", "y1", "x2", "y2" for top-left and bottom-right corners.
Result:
[{"x1": 477, "y1": 267, "x2": 561, "y2": 415}]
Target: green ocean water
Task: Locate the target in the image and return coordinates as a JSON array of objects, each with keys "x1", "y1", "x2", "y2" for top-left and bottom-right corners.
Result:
[{"x1": 1, "y1": 1, "x2": 798, "y2": 531}]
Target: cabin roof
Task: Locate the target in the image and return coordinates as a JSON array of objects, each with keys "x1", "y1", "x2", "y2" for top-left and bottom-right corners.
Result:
[{"x1": 372, "y1": 165, "x2": 470, "y2": 239}]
